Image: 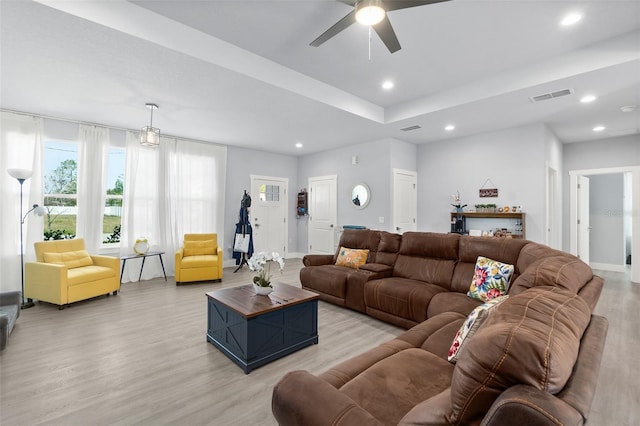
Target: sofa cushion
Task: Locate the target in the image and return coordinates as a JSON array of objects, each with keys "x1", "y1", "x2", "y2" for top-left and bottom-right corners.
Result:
[
  {"x1": 335, "y1": 247, "x2": 369, "y2": 269},
  {"x1": 67, "y1": 265, "x2": 116, "y2": 286},
  {"x1": 467, "y1": 256, "x2": 514, "y2": 302},
  {"x1": 333, "y1": 229, "x2": 381, "y2": 263},
  {"x1": 375, "y1": 231, "x2": 402, "y2": 266},
  {"x1": 450, "y1": 286, "x2": 591, "y2": 424},
  {"x1": 510, "y1": 252, "x2": 594, "y2": 297},
  {"x1": 448, "y1": 295, "x2": 508, "y2": 363},
  {"x1": 183, "y1": 240, "x2": 216, "y2": 256},
  {"x1": 365, "y1": 278, "x2": 448, "y2": 324},
  {"x1": 450, "y1": 236, "x2": 527, "y2": 293},
  {"x1": 43, "y1": 250, "x2": 93, "y2": 269},
  {"x1": 180, "y1": 254, "x2": 218, "y2": 269},
  {"x1": 341, "y1": 348, "x2": 455, "y2": 425},
  {"x1": 426, "y1": 292, "x2": 481, "y2": 318},
  {"x1": 301, "y1": 265, "x2": 362, "y2": 299}
]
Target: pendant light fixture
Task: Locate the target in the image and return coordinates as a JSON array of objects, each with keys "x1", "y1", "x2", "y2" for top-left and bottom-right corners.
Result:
[
  {"x1": 140, "y1": 103, "x2": 160, "y2": 147},
  {"x1": 355, "y1": 0, "x2": 386, "y2": 26}
]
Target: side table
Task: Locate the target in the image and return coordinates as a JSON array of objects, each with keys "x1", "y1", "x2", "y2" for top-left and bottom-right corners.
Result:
[{"x1": 120, "y1": 251, "x2": 167, "y2": 282}]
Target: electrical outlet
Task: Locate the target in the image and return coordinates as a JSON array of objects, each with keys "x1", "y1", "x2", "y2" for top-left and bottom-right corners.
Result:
[{"x1": 378, "y1": 217, "x2": 385, "y2": 223}]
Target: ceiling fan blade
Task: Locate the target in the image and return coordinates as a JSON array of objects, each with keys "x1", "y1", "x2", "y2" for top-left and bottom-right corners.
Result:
[
  {"x1": 373, "y1": 15, "x2": 401, "y2": 53},
  {"x1": 310, "y1": 10, "x2": 357, "y2": 47},
  {"x1": 384, "y1": 0, "x2": 451, "y2": 12}
]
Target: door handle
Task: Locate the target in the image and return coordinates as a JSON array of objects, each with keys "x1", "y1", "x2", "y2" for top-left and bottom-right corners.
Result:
[
  {"x1": 396, "y1": 227, "x2": 401, "y2": 231},
  {"x1": 330, "y1": 224, "x2": 334, "y2": 228},
  {"x1": 255, "y1": 223, "x2": 260, "y2": 228}
]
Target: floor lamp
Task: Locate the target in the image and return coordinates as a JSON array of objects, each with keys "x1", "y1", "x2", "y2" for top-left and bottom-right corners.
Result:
[{"x1": 7, "y1": 168, "x2": 46, "y2": 309}]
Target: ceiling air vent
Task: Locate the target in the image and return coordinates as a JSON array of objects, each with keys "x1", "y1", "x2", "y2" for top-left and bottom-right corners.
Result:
[
  {"x1": 400, "y1": 125, "x2": 422, "y2": 132},
  {"x1": 529, "y1": 88, "x2": 573, "y2": 103}
]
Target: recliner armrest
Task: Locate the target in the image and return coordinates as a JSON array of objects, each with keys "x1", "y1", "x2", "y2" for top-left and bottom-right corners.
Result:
[
  {"x1": 302, "y1": 254, "x2": 334, "y2": 267},
  {"x1": 91, "y1": 255, "x2": 120, "y2": 271},
  {"x1": 272, "y1": 370, "x2": 382, "y2": 426},
  {"x1": 0, "y1": 291, "x2": 21, "y2": 308},
  {"x1": 481, "y1": 384, "x2": 583, "y2": 426}
]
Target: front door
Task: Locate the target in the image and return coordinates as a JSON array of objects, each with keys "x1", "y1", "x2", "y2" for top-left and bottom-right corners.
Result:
[
  {"x1": 308, "y1": 175, "x2": 337, "y2": 254},
  {"x1": 250, "y1": 176, "x2": 288, "y2": 256}
]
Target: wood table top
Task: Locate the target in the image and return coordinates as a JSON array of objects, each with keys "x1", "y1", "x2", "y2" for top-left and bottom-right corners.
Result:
[{"x1": 206, "y1": 283, "x2": 319, "y2": 318}]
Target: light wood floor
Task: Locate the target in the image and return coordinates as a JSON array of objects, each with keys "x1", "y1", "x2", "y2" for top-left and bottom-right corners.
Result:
[{"x1": 0, "y1": 260, "x2": 636, "y2": 425}]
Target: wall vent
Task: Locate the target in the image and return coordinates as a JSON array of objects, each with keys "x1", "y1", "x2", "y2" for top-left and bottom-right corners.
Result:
[
  {"x1": 400, "y1": 125, "x2": 422, "y2": 132},
  {"x1": 529, "y1": 88, "x2": 573, "y2": 103}
]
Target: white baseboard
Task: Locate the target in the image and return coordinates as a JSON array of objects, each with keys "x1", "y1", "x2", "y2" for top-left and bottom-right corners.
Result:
[{"x1": 590, "y1": 262, "x2": 628, "y2": 273}]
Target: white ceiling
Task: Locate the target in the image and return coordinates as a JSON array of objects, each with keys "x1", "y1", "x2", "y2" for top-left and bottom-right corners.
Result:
[{"x1": 1, "y1": 0, "x2": 639, "y2": 156}]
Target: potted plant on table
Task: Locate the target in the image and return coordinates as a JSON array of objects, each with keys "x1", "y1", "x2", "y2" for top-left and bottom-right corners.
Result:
[{"x1": 248, "y1": 251, "x2": 285, "y2": 295}]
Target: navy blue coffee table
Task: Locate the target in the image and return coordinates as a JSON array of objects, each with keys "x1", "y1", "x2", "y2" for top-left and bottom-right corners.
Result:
[{"x1": 206, "y1": 283, "x2": 319, "y2": 373}]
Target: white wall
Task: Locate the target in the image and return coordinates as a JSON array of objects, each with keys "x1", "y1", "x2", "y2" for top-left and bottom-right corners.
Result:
[
  {"x1": 417, "y1": 124, "x2": 547, "y2": 242},
  {"x1": 544, "y1": 125, "x2": 563, "y2": 248},
  {"x1": 296, "y1": 138, "x2": 416, "y2": 252},
  {"x1": 562, "y1": 134, "x2": 640, "y2": 251},
  {"x1": 563, "y1": 134, "x2": 640, "y2": 283},
  {"x1": 225, "y1": 146, "x2": 298, "y2": 263}
]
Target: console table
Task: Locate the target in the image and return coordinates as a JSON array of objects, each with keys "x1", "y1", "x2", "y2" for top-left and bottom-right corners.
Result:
[{"x1": 120, "y1": 251, "x2": 167, "y2": 282}]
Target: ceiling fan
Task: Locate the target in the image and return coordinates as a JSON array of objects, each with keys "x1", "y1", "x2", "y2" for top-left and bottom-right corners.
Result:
[{"x1": 310, "y1": 0, "x2": 451, "y2": 53}]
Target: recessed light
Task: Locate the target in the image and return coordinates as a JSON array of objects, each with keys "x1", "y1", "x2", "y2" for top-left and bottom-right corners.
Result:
[
  {"x1": 445, "y1": 124, "x2": 455, "y2": 131},
  {"x1": 621, "y1": 105, "x2": 637, "y2": 113},
  {"x1": 580, "y1": 95, "x2": 597, "y2": 103},
  {"x1": 382, "y1": 80, "x2": 394, "y2": 90},
  {"x1": 295, "y1": 142, "x2": 303, "y2": 148},
  {"x1": 593, "y1": 126, "x2": 606, "y2": 132},
  {"x1": 561, "y1": 13, "x2": 582, "y2": 26}
]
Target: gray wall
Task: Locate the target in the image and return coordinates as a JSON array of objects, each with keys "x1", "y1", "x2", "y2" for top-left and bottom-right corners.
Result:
[
  {"x1": 296, "y1": 138, "x2": 416, "y2": 252},
  {"x1": 589, "y1": 173, "x2": 625, "y2": 266},
  {"x1": 224, "y1": 146, "x2": 298, "y2": 262},
  {"x1": 416, "y1": 123, "x2": 548, "y2": 243},
  {"x1": 562, "y1": 134, "x2": 640, "y2": 251}
]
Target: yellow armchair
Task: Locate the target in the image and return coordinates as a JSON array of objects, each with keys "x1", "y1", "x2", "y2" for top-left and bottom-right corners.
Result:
[
  {"x1": 25, "y1": 239, "x2": 120, "y2": 309},
  {"x1": 175, "y1": 233, "x2": 223, "y2": 285}
]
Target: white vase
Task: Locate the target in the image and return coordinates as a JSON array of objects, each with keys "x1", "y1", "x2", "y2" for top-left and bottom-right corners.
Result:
[{"x1": 253, "y1": 284, "x2": 273, "y2": 296}]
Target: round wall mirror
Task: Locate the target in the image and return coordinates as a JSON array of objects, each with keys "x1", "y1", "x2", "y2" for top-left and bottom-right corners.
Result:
[{"x1": 351, "y1": 183, "x2": 370, "y2": 209}]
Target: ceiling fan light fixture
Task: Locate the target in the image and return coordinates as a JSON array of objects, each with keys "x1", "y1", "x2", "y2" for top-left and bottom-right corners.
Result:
[{"x1": 355, "y1": 0, "x2": 386, "y2": 26}]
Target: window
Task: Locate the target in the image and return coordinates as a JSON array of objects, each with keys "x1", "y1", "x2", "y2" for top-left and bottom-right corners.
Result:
[
  {"x1": 43, "y1": 141, "x2": 78, "y2": 240},
  {"x1": 103, "y1": 147, "x2": 124, "y2": 244},
  {"x1": 259, "y1": 184, "x2": 280, "y2": 202}
]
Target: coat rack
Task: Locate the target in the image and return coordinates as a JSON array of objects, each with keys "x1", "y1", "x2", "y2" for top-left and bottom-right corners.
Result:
[{"x1": 233, "y1": 190, "x2": 254, "y2": 272}]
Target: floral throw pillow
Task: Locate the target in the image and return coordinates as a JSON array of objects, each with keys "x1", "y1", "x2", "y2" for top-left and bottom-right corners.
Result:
[
  {"x1": 448, "y1": 295, "x2": 509, "y2": 363},
  {"x1": 335, "y1": 247, "x2": 369, "y2": 269},
  {"x1": 467, "y1": 256, "x2": 514, "y2": 302}
]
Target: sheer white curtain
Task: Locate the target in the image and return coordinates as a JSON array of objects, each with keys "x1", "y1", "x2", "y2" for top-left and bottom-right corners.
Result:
[
  {"x1": 76, "y1": 124, "x2": 109, "y2": 252},
  {"x1": 120, "y1": 132, "x2": 226, "y2": 282},
  {"x1": 0, "y1": 112, "x2": 44, "y2": 292}
]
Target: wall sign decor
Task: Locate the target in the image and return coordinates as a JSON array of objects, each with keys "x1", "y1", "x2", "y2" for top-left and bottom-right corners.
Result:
[{"x1": 479, "y1": 178, "x2": 499, "y2": 198}]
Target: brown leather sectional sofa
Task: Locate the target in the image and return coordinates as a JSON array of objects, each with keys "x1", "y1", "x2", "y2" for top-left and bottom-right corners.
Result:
[
  {"x1": 272, "y1": 230, "x2": 607, "y2": 425},
  {"x1": 299, "y1": 230, "x2": 603, "y2": 328}
]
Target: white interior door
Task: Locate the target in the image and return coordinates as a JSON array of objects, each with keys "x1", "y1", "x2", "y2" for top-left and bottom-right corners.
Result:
[
  {"x1": 577, "y1": 175, "x2": 590, "y2": 264},
  {"x1": 308, "y1": 175, "x2": 337, "y2": 254},
  {"x1": 393, "y1": 169, "x2": 417, "y2": 234},
  {"x1": 250, "y1": 176, "x2": 288, "y2": 256}
]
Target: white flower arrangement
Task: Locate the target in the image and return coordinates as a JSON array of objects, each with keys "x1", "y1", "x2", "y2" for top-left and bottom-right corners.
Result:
[
  {"x1": 451, "y1": 190, "x2": 467, "y2": 210},
  {"x1": 247, "y1": 251, "x2": 285, "y2": 287}
]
